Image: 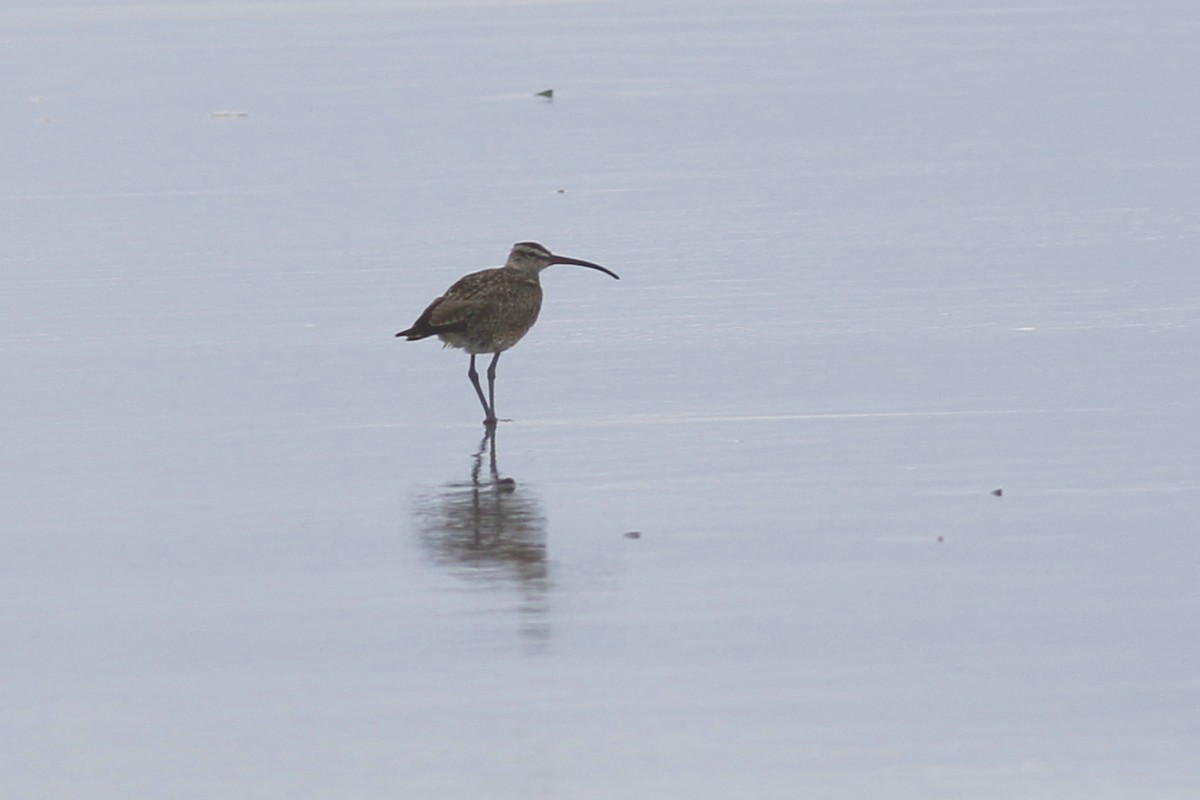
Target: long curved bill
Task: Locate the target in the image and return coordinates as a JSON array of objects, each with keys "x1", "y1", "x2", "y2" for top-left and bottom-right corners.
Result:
[{"x1": 549, "y1": 254, "x2": 620, "y2": 280}]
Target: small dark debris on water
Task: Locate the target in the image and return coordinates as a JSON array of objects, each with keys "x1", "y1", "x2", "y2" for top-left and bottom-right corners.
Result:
[
  {"x1": 991, "y1": 488, "x2": 1003, "y2": 497},
  {"x1": 535, "y1": 88, "x2": 553, "y2": 99},
  {"x1": 936, "y1": 535, "x2": 944, "y2": 543},
  {"x1": 556, "y1": 188, "x2": 566, "y2": 194},
  {"x1": 623, "y1": 531, "x2": 641, "y2": 540}
]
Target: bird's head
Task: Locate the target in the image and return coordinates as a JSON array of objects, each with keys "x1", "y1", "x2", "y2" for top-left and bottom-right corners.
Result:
[{"x1": 505, "y1": 241, "x2": 620, "y2": 279}]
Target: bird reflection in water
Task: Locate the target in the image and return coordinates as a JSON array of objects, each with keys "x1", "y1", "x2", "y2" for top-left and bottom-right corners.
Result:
[{"x1": 412, "y1": 429, "x2": 549, "y2": 646}]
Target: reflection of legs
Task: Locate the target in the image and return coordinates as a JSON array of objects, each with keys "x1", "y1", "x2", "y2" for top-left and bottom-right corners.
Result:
[
  {"x1": 467, "y1": 354, "x2": 492, "y2": 423},
  {"x1": 480, "y1": 424, "x2": 499, "y2": 482},
  {"x1": 485, "y1": 352, "x2": 501, "y2": 426},
  {"x1": 485, "y1": 425, "x2": 499, "y2": 482},
  {"x1": 470, "y1": 430, "x2": 490, "y2": 486},
  {"x1": 471, "y1": 428, "x2": 501, "y2": 485}
]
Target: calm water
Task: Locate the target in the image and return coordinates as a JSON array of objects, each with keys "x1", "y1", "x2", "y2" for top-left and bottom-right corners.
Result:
[{"x1": 3, "y1": 1, "x2": 1198, "y2": 797}]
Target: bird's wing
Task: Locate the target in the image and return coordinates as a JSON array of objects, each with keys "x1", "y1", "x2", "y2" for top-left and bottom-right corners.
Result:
[
  {"x1": 423, "y1": 269, "x2": 505, "y2": 330},
  {"x1": 397, "y1": 295, "x2": 470, "y2": 338},
  {"x1": 425, "y1": 296, "x2": 481, "y2": 332},
  {"x1": 441, "y1": 268, "x2": 501, "y2": 300},
  {"x1": 396, "y1": 268, "x2": 498, "y2": 339}
]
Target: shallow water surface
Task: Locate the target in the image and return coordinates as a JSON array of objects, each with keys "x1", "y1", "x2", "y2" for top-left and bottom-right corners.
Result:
[{"x1": 3, "y1": 1, "x2": 1199, "y2": 797}]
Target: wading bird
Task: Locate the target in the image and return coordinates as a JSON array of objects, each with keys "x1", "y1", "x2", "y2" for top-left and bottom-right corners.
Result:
[{"x1": 396, "y1": 242, "x2": 619, "y2": 426}]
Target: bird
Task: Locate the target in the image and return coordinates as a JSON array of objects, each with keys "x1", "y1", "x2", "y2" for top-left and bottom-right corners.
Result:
[{"x1": 396, "y1": 241, "x2": 619, "y2": 426}]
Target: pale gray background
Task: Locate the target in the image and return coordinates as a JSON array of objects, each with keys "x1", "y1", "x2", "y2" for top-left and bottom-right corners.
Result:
[{"x1": 3, "y1": 0, "x2": 1197, "y2": 797}]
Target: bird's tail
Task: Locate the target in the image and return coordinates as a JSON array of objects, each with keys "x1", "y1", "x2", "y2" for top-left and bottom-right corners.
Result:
[{"x1": 395, "y1": 326, "x2": 431, "y2": 340}]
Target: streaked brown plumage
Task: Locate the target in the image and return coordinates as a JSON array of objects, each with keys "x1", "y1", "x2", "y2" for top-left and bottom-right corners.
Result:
[{"x1": 397, "y1": 241, "x2": 619, "y2": 426}]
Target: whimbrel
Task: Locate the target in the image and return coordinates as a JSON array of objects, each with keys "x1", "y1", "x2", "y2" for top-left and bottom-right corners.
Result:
[{"x1": 396, "y1": 241, "x2": 619, "y2": 426}]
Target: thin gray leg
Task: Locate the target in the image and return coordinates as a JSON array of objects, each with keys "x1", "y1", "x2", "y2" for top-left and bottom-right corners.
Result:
[
  {"x1": 485, "y1": 352, "x2": 501, "y2": 425},
  {"x1": 467, "y1": 354, "x2": 492, "y2": 423}
]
